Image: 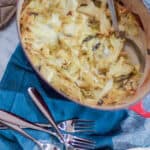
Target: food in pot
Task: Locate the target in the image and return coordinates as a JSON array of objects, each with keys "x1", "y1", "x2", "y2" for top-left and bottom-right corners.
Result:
[{"x1": 20, "y1": 0, "x2": 142, "y2": 106}]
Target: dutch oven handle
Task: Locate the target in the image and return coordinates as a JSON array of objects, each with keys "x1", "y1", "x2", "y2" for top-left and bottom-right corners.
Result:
[
  {"x1": 129, "y1": 100, "x2": 150, "y2": 118},
  {"x1": 121, "y1": 0, "x2": 150, "y2": 118}
]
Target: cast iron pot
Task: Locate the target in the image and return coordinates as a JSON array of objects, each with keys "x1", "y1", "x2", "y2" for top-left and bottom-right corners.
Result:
[{"x1": 17, "y1": 0, "x2": 150, "y2": 118}]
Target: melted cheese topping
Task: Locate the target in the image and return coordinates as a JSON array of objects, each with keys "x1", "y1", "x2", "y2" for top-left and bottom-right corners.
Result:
[{"x1": 20, "y1": 0, "x2": 142, "y2": 107}]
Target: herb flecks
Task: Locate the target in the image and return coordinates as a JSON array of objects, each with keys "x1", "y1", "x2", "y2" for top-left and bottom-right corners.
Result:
[
  {"x1": 97, "y1": 99, "x2": 104, "y2": 106},
  {"x1": 92, "y1": 42, "x2": 101, "y2": 51},
  {"x1": 82, "y1": 35, "x2": 95, "y2": 43}
]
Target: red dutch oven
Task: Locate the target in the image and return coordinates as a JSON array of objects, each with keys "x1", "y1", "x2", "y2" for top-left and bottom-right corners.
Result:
[{"x1": 17, "y1": 0, "x2": 150, "y2": 118}]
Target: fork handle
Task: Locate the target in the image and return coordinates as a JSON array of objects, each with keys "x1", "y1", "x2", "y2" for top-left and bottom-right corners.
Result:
[
  {"x1": 0, "y1": 122, "x2": 52, "y2": 130},
  {"x1": 0, "y1": 120, "x2": 42, "y2": 149},
  {"x1": 0, "y1": 110, "x2": 58, "y2": 138},
  {"x1": 28, "y1": 87, "x2": 64, "y2": 143}
]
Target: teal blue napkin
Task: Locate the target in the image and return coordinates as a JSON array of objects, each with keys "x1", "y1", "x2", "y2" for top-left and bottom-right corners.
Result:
[{"x1": 0, "y1": 45, "x2": 127, "y2": 150}]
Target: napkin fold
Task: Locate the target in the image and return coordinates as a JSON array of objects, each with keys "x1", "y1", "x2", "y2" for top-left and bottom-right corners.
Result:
[{"x1": 0, "y1": 45, "x2": 127, "y2": 150}]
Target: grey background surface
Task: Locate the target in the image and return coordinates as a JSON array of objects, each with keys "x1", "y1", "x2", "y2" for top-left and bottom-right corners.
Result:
[{"x1": 0, "y1": 17, "x2": 19, "y2": 79}]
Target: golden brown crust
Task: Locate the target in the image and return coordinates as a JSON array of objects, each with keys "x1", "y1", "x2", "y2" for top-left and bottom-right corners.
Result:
[{"x1": 20, "y1": 0, "x2": 143, "y2": 107}]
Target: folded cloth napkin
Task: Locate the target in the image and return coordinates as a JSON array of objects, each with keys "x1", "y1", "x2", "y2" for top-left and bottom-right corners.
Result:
[
  {"x1": 0, "y1": 45, "x2": 128, "y2": 150},
  {"x1": 0, "y1": 0, "x2": 16, "y2": 29}
]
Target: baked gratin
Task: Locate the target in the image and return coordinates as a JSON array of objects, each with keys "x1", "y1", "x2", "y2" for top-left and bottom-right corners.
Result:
[{"x1": 20, "y1": 0, "x2": 142, "y2": 107}]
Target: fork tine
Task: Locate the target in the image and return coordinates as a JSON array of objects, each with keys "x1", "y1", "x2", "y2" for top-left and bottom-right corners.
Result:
[
  {"x1": 74, "y1": 122, "x2": 95, "y2": 125},
  {"x1": 74, "y1": 119, "x2": 95, "y2": 123},
  {"x1": 72, "y1": 139, "x2": 95, "y2": 146},
  {"x1": 73, "y1": 136, "x2": 95, "y2": 144},
  {"x1": 71, "y1": 139, "x2": 95, "y2": 150},
  {"x1": 67, "y1": 134, "x2": 95, "y2": 149},
  {"x1": 75, "y1": 124, "x2": 95, "y2": 128},
  {"x1": 74, "y1": 121, "x2": 95, "y2": 126},
  {"x1": 75, "y1": 123, "x2": 95, "y2": 129},
  {"x1": 71, "y1": 142, "x2": 95, "y2": 150},
  {"x1": 74, "y1": 129, "x2": 96, "y2": 133},
  {"x1": 75, "y1": 127, "x2": 94, "y2": 131}
]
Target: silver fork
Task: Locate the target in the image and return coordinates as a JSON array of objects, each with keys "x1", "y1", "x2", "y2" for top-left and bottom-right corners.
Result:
[
  {"x1": 28, "y1": 87, "x2": 95, "y2": 133},
  {"x1": 0, "y1": 120, "x2": 62, "y2": 150},
  {"x1": 0, "y1": 119, "x2": 95, "y2": 133},
  {"x1": 53, "y1": 119, "x2": 95, "y2": 133},
  {"x1": 0, "y1": 110, "x2": 96, "y2": 150},
  {"x1": 28, "y1": 87, "x2": 64, "y2": 143}
]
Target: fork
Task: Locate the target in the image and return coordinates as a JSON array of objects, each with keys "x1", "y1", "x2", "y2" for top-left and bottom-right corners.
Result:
[
  {"x1": 0, "y1": 120, "x2": 62, "y2": 150},
  {"x1": 0, "y1": 119, "x2": 95, "y2": 133},
  {"x1": 28, "y1": 87, "x2": 95, "y2": 133},
  {"x1": 0, "y1": 110, "x2": 95, "y2": 149},
  {"x1": 28, "y1": 87, "x2": 64, "y2": 143}
]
